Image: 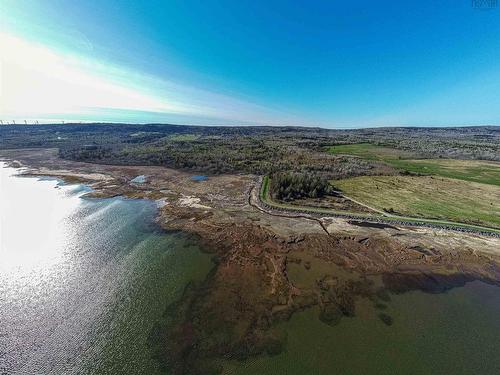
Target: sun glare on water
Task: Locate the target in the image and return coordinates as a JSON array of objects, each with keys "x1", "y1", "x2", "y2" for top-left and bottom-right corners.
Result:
[{"x1": 0, "y1": 164, "x2": 85, "y2": 274}]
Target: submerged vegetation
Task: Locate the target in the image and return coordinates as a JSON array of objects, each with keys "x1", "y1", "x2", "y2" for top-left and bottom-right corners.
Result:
[{"x1": 2, "y1": 125, "x2": 500, "y2": 375}]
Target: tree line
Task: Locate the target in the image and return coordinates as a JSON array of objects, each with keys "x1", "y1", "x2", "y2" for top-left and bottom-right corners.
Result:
[{"x1": 270, "y1": 172, "x2": 335, "y2": 201}]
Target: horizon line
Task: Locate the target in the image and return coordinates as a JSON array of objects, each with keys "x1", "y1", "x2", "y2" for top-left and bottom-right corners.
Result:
[{"x1": 1, "y1": 121, "x2": 499, "y2": 131}]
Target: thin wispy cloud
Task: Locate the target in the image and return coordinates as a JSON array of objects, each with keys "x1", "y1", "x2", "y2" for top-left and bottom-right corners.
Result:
[
  {"x1": 2, "y1": 0, "x2": 499, "y2": 128},
  {"x1": 0, "y1": 32, "x2": 294, "y2": 125}
]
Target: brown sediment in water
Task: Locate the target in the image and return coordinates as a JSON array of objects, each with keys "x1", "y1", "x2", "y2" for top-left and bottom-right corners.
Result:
[
  {"x1": 382, "y1": 271, "x2": 500, "y2": 294},
  {"x1": 154, "y1": 201, "x2": 500, "y2": 373},
  {"x1": 2, "y1": 148, "x2": 500, "y2": 375}
]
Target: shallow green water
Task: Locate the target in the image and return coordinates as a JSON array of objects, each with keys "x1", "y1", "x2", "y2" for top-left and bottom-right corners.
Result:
[
  {"x1": 3, "y1": 162, "x2": 500, "y2": 375},
  {"x1": 0, "y1": 163, "x2": 213, "y2": 374},
  {"x1": 226, "y1": 281, "x2": 500, "y2": 375}
]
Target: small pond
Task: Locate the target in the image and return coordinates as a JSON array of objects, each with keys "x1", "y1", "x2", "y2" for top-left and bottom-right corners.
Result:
[
  {"x1": 131, "y1": 175, "x2": 146, "y2": 183},
  {"x1": 191, "y1": 175, "x2": 208, "y2": 182}
]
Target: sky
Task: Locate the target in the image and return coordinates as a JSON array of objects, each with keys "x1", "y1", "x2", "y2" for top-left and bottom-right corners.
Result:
[{"x1": 1, "y1": 0, "x2": 499, "y2": 128}]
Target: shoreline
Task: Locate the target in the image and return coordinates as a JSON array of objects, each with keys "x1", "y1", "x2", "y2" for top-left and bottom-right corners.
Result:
[{"x1": 2, "y1": 148, "x2": 500, "y2": 374}]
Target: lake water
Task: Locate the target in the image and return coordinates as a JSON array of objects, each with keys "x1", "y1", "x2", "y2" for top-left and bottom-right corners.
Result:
[
  {"x1": 130, "y1": 175, "x2": 146, "y2": 184},
  {"x1": 0, "y1": 163, "x2": 213, "y2": 374},
  {"x1": 2, "y1": 162, "x2": 500, "y2": 375},
  {"x1": 226, "y1": 281, "x2": 500, "y2": 375},
  {"x1": 191, "y1": 175, "x2": 208, "y2": 182}
]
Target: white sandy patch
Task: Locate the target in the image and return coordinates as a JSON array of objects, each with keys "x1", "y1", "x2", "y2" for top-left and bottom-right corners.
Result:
[
  {"x1": 32, "y1": 167, "x2": 114, "y2": 181},
  {"x1": 156, "y1": 198, "x2": 168, "y2": 208},
  {"x1": 178, "y1": 195, "x2": 212, "y2": 209}
]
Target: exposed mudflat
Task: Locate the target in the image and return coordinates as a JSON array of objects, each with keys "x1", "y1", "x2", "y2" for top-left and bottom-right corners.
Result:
[{"x1": 2, "y1": 148, "x2": 500, "y2": 374}]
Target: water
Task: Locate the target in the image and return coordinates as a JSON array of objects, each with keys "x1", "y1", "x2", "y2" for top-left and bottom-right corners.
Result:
[
  {"x1": 225, "y1": 282, "x2": 500, "y2": 375},
  {"x1": 2, "y1": 162, "x2": 500, "y2": 374},
  {"x1": 130, "y1": 175, "x2": 146, "y2": 184},
  {"x1": 0, "y1": 163, "x2": 213, "y2": 374},
  {"x1": 191, "y1": 175, "x2": 208, "y2": 182}
]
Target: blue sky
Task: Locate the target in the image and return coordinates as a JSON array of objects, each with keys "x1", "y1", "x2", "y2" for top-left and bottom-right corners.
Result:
[{"x1": 1, "y1": 0, "x2": 499, "y2": 127}]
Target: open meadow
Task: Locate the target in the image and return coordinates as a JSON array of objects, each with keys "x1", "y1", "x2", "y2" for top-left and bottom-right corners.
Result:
[
  {"x1": 328, "y1": 143, "x2": 500, "y2": 186},
  {"x1": 334, "y1": 175, "x2": 500, "y2": 228}
]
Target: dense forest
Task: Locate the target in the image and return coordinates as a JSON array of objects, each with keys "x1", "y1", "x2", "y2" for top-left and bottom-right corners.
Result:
[
  {"x1": 270, "y1": 172, "x2": 335, "y2": 201},
  {"x1": 1, "y1": 123, "x2": 499, "y2": 179}
]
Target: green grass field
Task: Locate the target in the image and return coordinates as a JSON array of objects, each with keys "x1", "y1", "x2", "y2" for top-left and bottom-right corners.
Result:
[
  {"x1": 327, "y1": 143, "x2": 500, "y2": 186},
  {"x1": 327, "y1": 143, "x2": 414, "y2": 161},
  {"x1": 334, "y1": 175, "x2": 500, "y2": 228},
  {"x1": 261, "y1": 175, "x2": 270, "y2": 199},
  {"x1": 260, "y1": 176, "x2": 500, "y2": 233},
  {"x1": 265, "y1": 144, "x2": 500, "y2": 229},
  {"x1": 388, "y1": 159, "x2": 500, "y2": 186},
  {"x1": 167, "y1": 134, "x2": 200, "y2": 141}
]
